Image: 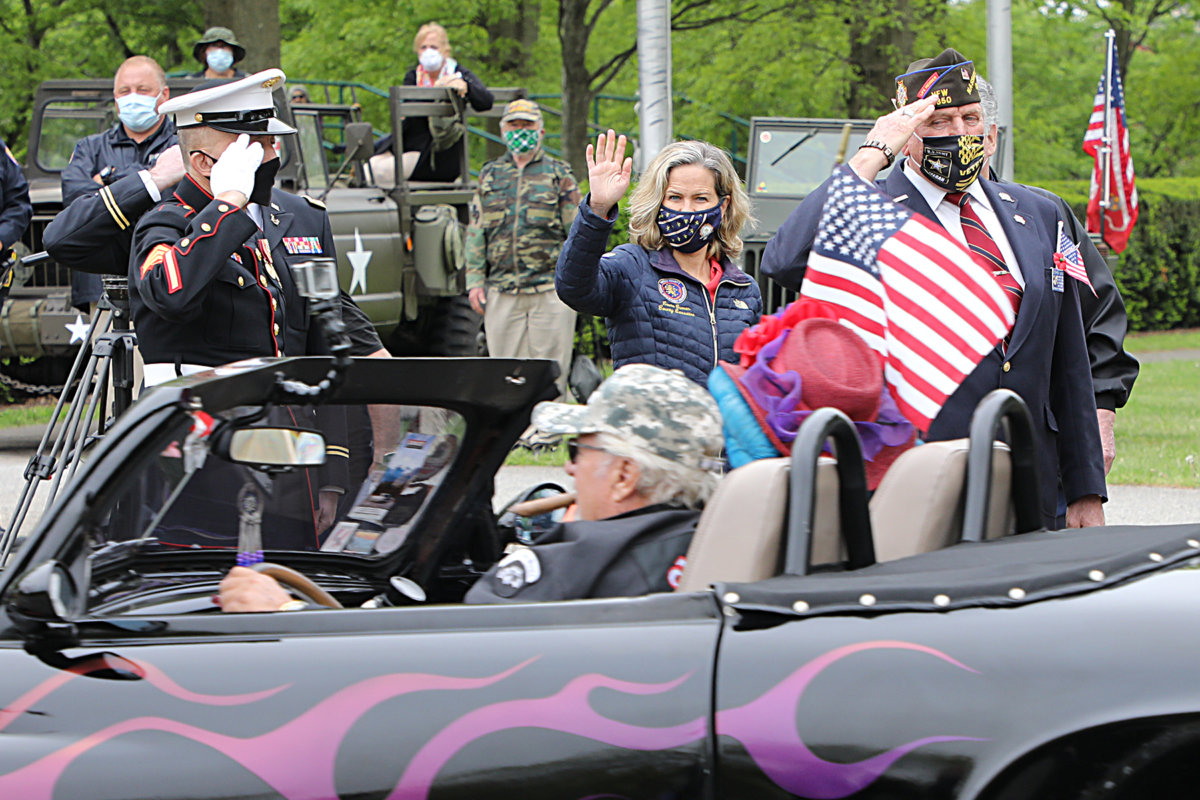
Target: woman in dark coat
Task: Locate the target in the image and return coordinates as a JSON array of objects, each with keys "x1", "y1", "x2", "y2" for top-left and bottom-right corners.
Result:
[{"x1": 556, "y1": 133, "x2": 763, "y2": 385}]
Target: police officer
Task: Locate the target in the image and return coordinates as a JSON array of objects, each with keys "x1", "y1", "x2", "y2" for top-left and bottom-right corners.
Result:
[
  {"x1": 43, "y1": 56, "x2": 179, "y2": 306},
  {"x1": 0, "y1": 138, "x2": 32, "y2": 305},
  {"x1": 466, "y1": 99, "x2": 581, "y2": 401},
  {"x1": 218, "y1": 364, "x2": 725, "y2": 610}
]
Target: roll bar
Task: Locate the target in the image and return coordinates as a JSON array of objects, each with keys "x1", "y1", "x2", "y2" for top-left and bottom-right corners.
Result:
[{"x1": 961, "y1": 389, "x2": 1044, "y2": 541}]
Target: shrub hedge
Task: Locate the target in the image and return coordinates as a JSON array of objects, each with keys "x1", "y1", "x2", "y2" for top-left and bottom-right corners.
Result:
[{"x1": 1039, "y1": 177, "x2": 1200, "y2": 331}]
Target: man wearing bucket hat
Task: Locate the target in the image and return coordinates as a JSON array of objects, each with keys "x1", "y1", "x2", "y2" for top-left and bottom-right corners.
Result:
[
  {"x1": 218, "y1": 364, "x2": 724, "y2": 610},
  {"x1": 466, "y1": 99, "x2": 581, "y2": 402},
  {"x1": 129, "y1": 68, "x2": 384, "y2": 383},
  {"x1": 759, "y1": 47, "x2": 1106, "y2": 530},
  {"x1": 191, "y1": 27, "x2": 247, "y2": 80}
]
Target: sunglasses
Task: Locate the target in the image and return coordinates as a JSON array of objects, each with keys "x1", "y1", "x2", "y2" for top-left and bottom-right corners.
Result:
[{"x1": 566, "y1": 439, "x2": 608, "y2": 463}]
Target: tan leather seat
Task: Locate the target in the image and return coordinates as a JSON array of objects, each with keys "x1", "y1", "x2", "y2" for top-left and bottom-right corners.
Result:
[
  {"x1": 677, "y1": 459, "x2": 842, "y2": 592},
  {"x1": 869, "y1": 439, "x2": 1014, "y2": 562}
]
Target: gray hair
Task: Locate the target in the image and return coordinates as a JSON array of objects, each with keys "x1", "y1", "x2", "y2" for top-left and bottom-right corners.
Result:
[
  {"x1": 976, "y1": 75, "x2": 998, "y2": 131},
  {"x1": 627, "y1": 140, "x2": 754, "y2": 260},
  {"x1": 593, "y1": 432, "x2": 720, "y2": 509}
]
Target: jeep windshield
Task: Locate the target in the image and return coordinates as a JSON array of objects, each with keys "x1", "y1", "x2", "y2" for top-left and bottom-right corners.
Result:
[{"x1": 749, "y1": 120, "x2": 882, "y2": 198}]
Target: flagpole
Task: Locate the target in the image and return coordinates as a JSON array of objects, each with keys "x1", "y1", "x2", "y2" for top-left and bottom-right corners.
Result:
[{"x1": 1098, "y1": 29, "x2": 1116, "y2": 244}]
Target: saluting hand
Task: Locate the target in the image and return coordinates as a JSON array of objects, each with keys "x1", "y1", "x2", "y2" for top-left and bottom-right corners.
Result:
[
  {"x1": 587, "y1": 129, "x2": 632, "y2": 218},
  {"x1": 849, "y1": 95, "x2": 939, "y2": 181},
  {"x1": 210, "y1": 134, "x2": 264, "y2": 208}
]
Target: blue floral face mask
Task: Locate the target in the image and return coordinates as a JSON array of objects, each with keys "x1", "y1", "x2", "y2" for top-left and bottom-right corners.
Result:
[
  {"x1": 116, "y1": 92, "x2": 162, "y2": 133},
  {"x1": 656, "y1": 203, "x2": 723, "y2": 253}
]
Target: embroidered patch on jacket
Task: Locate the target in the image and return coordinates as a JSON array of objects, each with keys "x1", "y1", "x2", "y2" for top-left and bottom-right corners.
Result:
[
  {"x1": 658, "y1": 278, "x2": 687, "y2": 303},
  {"x1": 283, "y1": 236, "x2": 323, "y2": 255},
  {"x1": 492, "y1": 548, "x2": 542, "y2": 597},
  {"x1": 666, "y1": 555, "x2": 687, "y2": 590},
  {"x1": 733, "y1": 298, "x2": 749, "y2": 309}
]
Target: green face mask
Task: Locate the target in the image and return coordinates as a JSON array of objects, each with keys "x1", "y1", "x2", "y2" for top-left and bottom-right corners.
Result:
[{"x1": 504, "y1": 128, "x2": 540, "y2": 155}]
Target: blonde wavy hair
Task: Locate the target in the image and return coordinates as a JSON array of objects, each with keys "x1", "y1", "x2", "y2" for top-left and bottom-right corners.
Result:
[
  {"x1": 627, "y1": 140, "x2": 754, "y2": 260},
  {"x1": 413, "y1": 23, "x2": 451, "y2": 57}
]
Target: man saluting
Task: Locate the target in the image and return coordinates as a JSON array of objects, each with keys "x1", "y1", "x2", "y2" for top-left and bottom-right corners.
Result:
[{"x1": 130, "y1": 68, "x2": 383, "y2": 386}]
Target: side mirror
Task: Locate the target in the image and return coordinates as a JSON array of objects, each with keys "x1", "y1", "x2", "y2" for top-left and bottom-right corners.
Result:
[
  {"x1": 6, "y1": 561, "x2": 80, "y2": 645},
  {"x1": 343, "y1": 122, "x2": 375, "y2": 163},
  {"x1": 216, "y1": 427, "x2": 327, "y2": 469}
]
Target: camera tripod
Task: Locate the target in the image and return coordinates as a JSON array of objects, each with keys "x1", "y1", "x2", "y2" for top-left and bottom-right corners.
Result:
[{"x1": 0, "y1": 276, "x2": 138, "y2": 563}]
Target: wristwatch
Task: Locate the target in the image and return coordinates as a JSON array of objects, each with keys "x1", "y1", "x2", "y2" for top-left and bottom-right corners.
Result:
[
  {"x1": 858, "y1": 140, "x2": 895, "y2": 168},
  {"x1": 99, "y1": 165, "x2": 117, "y2": 185}
]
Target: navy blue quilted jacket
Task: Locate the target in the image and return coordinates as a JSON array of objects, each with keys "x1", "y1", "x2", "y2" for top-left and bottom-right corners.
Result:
[{"x1": 556, "y1": 200, "x2": 763, "y2": 386}]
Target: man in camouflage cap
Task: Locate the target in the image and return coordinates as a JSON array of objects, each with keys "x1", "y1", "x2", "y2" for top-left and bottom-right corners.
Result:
[
  {"x1": 218, "y1": 365, "x2": 725, "y2": 611},
  {"x1": 463, "y1": 363, "x2": 723, "y2": 602},
  {"x1": 466, "y1": 98, "x2": 581, "y2": 402}
]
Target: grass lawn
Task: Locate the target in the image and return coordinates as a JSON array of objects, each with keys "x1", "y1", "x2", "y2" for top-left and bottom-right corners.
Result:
[
  {"x1": 0, "y1": 398, "x2": 57, "y2": 429},
  {"x1": 1107, "y1": 356, "x2": 1200, "y2": 487},
  {"x1": 1126, "y1": 328, "x2": 1200, "y2": 353}
]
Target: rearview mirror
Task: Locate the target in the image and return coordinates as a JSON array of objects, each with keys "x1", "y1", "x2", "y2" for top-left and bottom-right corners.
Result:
[
  {"x1": 225, "y1": 427, "x2": 327, "y2": 468},
  {"x1": 343, "y1": 122, "x2": 374, "y2": 162}
]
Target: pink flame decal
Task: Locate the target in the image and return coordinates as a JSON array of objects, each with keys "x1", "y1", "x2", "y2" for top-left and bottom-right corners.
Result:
[
  {"x1": 0, "y1": 653, "x2": 289, "y2": 734},
  {"x1": 715, "y1": 640, "x2": 987, "y2": 798},
  {"x1": 388, "y1": 672, "x2": 705, "y2": 800},
  {"x1": 0, "y1": 658, "x2": 537, "y2": 800}
]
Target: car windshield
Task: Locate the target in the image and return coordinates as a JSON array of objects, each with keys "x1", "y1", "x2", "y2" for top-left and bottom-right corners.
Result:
[
  {"x1": 38, "y1": 98, "x2": 112, "y2": 172},
  {"x1": 750, "y1": 125, "x2": 881, "y2": 197},
  {"x1": 85, "y1": 401, "x2": 465, "y2": 559}
]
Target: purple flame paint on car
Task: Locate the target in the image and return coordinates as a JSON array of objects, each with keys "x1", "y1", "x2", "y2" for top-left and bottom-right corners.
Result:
[{"x1": 714, "y1": 639, "x2": 988, "y2": 799}]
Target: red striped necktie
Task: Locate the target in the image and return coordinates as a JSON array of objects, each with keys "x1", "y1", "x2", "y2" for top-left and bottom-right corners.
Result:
[{"x1": 944, "y1": 191, "x2": 1022, "y2": 324}]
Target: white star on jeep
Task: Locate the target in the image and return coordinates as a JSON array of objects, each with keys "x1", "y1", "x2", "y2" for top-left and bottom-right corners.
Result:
[
  {"x1": 66, "y1": 314, "x2": 90, "y2": 344},
  {"x1": 347, "y1": 227, "x2": 372, "y2": 294}
]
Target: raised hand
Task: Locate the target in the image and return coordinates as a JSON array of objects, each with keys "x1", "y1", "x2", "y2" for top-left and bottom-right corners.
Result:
[
  {"x1": 209, "y1": 134, "x2": 264, "y2": 207},
  {"x1": 587, "y1": 129, "x2": 632, "y2": 217}
]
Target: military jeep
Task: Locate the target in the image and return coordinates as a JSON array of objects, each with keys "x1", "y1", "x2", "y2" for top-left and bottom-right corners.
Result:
[{"x1": 9, "y1": 78, "x2": 519, "y2": 390}]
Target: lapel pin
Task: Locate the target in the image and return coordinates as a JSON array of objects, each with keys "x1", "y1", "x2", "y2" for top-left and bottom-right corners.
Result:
[
  {"x1": 999, "y1": 192, "x2": 1014, "y2": 203},
  {"x1": 1013, "y1": 214, "x2": 1026, "y2": 225},
  {"x1": 271, "y1": 215, "x2": 279, "y2": 226},
  {"x1": 893, "y1": 194, "x2": 909, "y2": 203}
]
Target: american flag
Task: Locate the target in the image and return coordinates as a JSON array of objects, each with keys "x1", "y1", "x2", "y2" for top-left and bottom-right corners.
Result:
[
  {"x1": 1082, "y1": 36, "x2": 1138, "y2": 253},
  {"x1": 1054, "y1": 223, "x2": 1097, "y2": 296},
  {"x1": 800, "y1": 166, "x2": 1015, "y2": 430}
]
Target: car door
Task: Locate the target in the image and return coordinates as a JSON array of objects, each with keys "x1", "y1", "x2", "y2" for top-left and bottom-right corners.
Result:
[{"x1": 0, "y1": 592, "x2": 720, "y2": 800}]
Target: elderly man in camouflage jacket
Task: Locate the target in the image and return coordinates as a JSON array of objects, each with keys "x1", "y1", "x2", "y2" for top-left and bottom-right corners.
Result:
[{"x1": 466, "y1": 99, "x2": 581, "y2": 400}]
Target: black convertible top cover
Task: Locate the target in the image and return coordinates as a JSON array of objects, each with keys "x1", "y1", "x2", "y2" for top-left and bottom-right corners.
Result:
[{"x1": 719, "y1": 524, "x2": 1200, "y2": 618}]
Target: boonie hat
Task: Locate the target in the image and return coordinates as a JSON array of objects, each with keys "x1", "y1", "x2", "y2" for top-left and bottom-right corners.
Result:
[
  {"x1": 895, "y1": 47, "x2": 979, "y2": 110},
  {"x1": 160, "y1": 68, "x2": 296, "y2": 136},
  {"x1": 501, "y1": 99, "x2": 543, "y2": 125},
  {"x1": 193, "y1": 26, "x2": 246, "y2": 66},
  {"x1": 531, "y1": 364, "x2": 724, "y2": 472}
]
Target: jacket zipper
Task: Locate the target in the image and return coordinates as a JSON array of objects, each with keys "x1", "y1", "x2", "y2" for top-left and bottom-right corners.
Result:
[
  {"x1": 511, "y1": 162, "x2": 523, "y2": 290},
  {"x1": 702, "y1": 284, "x2": 719, "y2": 370}
]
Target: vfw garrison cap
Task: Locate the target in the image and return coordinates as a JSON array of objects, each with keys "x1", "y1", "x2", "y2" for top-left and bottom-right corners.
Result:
[
  {"x1": 531, "y1": 363, "x2": 724, "y2": 472},
  {"x1": 894, "y1": 47, "x2": 980, "y2": 109},
  {"x1": 160, "y1": 68, "x2": 296, "y2": 136}
]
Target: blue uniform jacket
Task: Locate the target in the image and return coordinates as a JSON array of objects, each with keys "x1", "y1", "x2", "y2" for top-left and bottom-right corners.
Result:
[
  {"x1": 556, "y1": 200, "x2": 763, "y2": 386},
  {"x1": 761, "y1": 164, "x2": 1105, "y2": 528},
  {"x1": 0, "y1": 137, "x2": 32, "y2": 252},
  {"x1": 46, "y1": 119, "x2": 177, "y2": 304}
]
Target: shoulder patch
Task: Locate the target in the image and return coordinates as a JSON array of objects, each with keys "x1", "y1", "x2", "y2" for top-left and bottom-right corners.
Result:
[
  {"x1": 491, "y1": 547, "x2": 542, "y2": 598},
  {"x1": 302, "y1": 195, "x2": 326, "y2": 210}
]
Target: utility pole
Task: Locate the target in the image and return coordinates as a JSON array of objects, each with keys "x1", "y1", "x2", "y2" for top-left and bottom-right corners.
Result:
[
  {"x1": 987, "y1": 0, "x2": 1014, "y2": 180},
  {"x1": 636, "y1": 0, "x2": 672, "y2": 171}
]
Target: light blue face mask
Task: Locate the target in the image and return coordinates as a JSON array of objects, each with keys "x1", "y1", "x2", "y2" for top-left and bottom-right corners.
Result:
[
  {"x1": 207, "y1": 48, "x2": 234, "y2": 73},
  {"x1": 116, "y1": 92, "x2": 162, "y2": 133}
]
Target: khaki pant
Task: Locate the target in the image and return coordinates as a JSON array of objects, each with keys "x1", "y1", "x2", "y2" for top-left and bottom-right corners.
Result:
[{"x1": 485, "y1": 287, "x2": 576, "y2": 400}]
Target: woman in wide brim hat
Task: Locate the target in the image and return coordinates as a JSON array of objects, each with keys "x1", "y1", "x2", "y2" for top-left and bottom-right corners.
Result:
[
  {"x1": 709, "y1": 299, "x2": 916, "y2": 490},
  {"x1": 191, "y1": 26, "x2": 247, "y2": 80}
]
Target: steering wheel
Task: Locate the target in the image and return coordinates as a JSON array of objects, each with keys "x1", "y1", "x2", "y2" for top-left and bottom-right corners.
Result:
[{"x1": 252, "y1": 562, "x2": 344, "y2": 609}]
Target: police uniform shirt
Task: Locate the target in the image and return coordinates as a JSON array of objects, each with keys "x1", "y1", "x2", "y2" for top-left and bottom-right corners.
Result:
[{"x1": 0, "y1": 138, "x2": 32, "y2": 251}]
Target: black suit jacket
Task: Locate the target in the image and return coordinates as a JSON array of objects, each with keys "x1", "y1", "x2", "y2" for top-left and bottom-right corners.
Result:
[{"x1": 761, "y1": 163, "x2": 1105, "y2": 527}]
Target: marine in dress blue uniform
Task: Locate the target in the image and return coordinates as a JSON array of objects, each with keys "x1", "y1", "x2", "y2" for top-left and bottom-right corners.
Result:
[{"x1": 760, "y1": 49, "x2": 1106, "y2": 529}]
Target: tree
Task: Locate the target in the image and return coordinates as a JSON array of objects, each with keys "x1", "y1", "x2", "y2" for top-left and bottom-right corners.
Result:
[{"x1": 201, "y1": 0, "x2": 281, "y2": 72}]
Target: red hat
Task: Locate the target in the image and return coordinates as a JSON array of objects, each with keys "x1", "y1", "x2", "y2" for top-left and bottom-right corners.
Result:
[{"x1": 719, "y1": 317, "x2": 915, "y2": 489}]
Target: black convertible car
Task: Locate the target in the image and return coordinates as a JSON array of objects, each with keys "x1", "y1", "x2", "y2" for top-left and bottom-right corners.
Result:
[{"x1": 1, "y1": 356, "x2": 1198, "y2": 800}]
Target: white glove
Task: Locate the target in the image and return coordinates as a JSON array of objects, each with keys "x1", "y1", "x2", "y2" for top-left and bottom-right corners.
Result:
[{"x1": 209, "y1": 134, "x2": 263, "y2": 202}]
